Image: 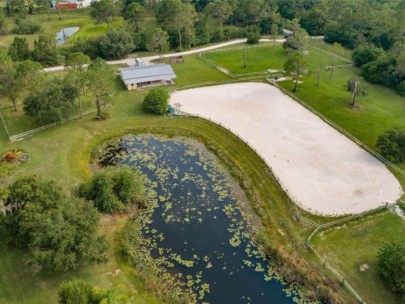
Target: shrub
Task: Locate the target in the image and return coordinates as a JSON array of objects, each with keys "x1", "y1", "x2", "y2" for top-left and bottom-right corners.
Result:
[
  {"x1": 377, "y1": 240, "x2": 405, "y2": 302},
  {"x1": 58, "y1": 278, "x2": 108, "y2": 304},
  {"x1": 398, "y1": 80, "x2": 405, "y2": 97},
  {"x1": 12, "y1": 18, "x2": 40, "y2": 34},
  {"x1": 142, "y1": 88, "x2": 169, "y2": 115},
  {"x1": 79, "y1": 167, "x2": 144, "y2": 213},
  {"x1": 246, "y1": 31, "x2": 261, "y2": 44},
  {"x1": 352, "y1": 44, "x2": 385, "y2": 67},
  {"x1": 376, "y1": 127, "x2": 405, "y2": 163}
]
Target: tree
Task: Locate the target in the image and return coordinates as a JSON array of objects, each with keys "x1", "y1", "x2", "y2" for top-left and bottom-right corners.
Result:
[
  {"x1": 145, "y1": 27, "x2": 169, "y2": 54},
  {"x1": 2, "y1": 176, "x2": 108, "y2": 272},
  {"x1": 0, "y1": 59, "x2": 42, "y2": 111},
  {"x1": 376, "y1": 128, "x2": 405, "y2": 163},
  {"x1": 96, "y1": 29, "x2": 135, "y2": 60},
  {"x1": 284, "y1": 51, "x2": 307, "y2": 92},
  {"x1": 346, "y1": 78, "x2": 367, "y2": 106},
  {"x1": 35, "y1": 0, "x2": 52, "y2": 21},
  {"x1": 377, "y1": 240, "x2": 405, "y2": 302},
  {"x1": 79, "y1": 167, "x2": 144, "y2": 212},
  {"x1": 32, "y1": 34, "x2": 61, "y2": 66},
  {"x1": 204, "y1": 0, "x2": 232, "y2": 37},
  {"x1": 0, "y1": 9, "x2": 6, "y2": 34},
  {"x1": 142, "y1": 87, "x2": 169, "y2": 115},
  {"x1": 8, "y1": 37, "x2": 31, "y2": 61},
  {"x1": 23, "y1": 78, "x2": 79, "y2": 123},
  {"x1": 270, "y1": 22, "x2": 278, "y2": 44},
  {"x1": 86, "y1": 58, "x2": 114, "y2": 119},
  {"x1": 58, "y1": 278, "x2": 109, "y2": 304},
  {"x1": 157, "y1": 0, "x2": 197, "y2": 49},
  {"x1": 65, "y1": 52, "x2": 91, "y2": 118},
  {"x1": 124, "y1": 2, "x2": 145, "y2": 31},
  {"x1": 90, "y1": 0, "x2": 116, "y2": 28}
]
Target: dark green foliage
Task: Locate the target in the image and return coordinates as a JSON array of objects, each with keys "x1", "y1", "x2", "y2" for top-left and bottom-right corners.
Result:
[
  {"x1": 352, "y1": 45, "x2": 385, "y2": 67},
  {"x1": 246, "y1": 31, "x2": 261, "y2": 45},
  {"x1": 87, "y1": 58, "x2": 115, "y2": 119},
  {"x1": 376, "y1": 128, "x2": 405, "y2": 163},
  {"x1": 32, "y1": 34, "x2": 61, "y2": 67},
  {"x1": 90, "y1": 0, "x2": 116, "y2": 27},
  {"x1": 142, "y1": 88, "x2": 169, "y2": 115},
  {"x1": 23, "y1": 78, "x2": 79, "y2": 123},
  {"x1": 8, "y1": 37, "x2": 31, "y2": 61},
  {"x1": 12, "y1": 18, "x2": 41, "y2": 34},
  {"x1": 398, "y1": 81, "x2": 405, "y2": 97},
  {"x1": 79, "y1": 167, "x2": 144, "y2": 213},
  {"x1": 2, "y1": 176, "x2": 108, "y2": 272},
  {"x1": 96, "y1": 30, "x2": 135, "y2": 60},
  {"x1": 58, "y1": 278, "x2": 109, "y2": 304},
  {"x1": 377, "y1": 240, "x2": 405, "y2": 302}
]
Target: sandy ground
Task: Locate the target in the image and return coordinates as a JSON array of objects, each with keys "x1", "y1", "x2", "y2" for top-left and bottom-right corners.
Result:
[{"x1": 170, "y1": 82, "x2": 403, "y2": 215}]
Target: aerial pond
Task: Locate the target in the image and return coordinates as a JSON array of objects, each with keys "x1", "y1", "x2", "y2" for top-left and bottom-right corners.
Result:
[{"x1": 96, "y1": 134, "x2": 298, "y2": 303}]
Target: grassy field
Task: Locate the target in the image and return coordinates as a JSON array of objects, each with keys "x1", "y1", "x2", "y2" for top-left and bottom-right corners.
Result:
[
  {"x1": 312, "y1": 211, "x2": 405, "y2": 304},
  {"x1": 202, "y1": 42, "x2": 349, "y2": 75},
  {"x1": 0, "y1": 9, "x2": 124, "y2": 48}
]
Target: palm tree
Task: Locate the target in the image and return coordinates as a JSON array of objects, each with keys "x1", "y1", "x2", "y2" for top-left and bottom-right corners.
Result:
[{"x1": 346, "y1": 78, "x2": 367, "y2": 106}]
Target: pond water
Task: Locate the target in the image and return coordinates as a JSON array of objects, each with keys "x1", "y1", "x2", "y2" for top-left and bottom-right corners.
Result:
[
  {"x1": 56, "y1": 27, "x2": 79, "y2": 45},
  {"x1": 98, "y1": 134, "x2": 297, "y2": 303}
]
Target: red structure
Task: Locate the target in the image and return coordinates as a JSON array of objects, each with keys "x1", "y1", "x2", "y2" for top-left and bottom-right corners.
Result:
[{"x1": 56, "y1": 2, "x2": 78, "y2": 9}]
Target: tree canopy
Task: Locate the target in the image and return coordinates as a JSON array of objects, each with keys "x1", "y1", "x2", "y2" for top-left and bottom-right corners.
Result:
[{"x1": 0, "y1": 176, "x2": 108, "y2": 272}]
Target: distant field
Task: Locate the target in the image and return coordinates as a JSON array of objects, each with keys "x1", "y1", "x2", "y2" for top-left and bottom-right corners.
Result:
[
  {"x1": 202, "y1": 43, "x2": 349, "y2": 75},
  {"x1": 0, "y1": 9, "x2": 124, "y2": 48},
  {"x1": 312, "y1": 211, "x2": 405, "y2": 304}
]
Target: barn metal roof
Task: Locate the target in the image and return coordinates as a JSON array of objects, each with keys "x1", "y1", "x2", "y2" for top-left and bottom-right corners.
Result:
[{"x1": 119, "y1": 64, "x2": 176, "y2": 85}]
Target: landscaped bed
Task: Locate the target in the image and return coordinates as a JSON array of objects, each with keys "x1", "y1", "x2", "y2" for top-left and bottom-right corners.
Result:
[{"x1": 170, "y1": 82, "x2": 403, "y2": 215}]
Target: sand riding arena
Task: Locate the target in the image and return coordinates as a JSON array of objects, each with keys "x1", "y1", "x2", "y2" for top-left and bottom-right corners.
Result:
[{"x1": 170, "y1": 82, "x2": 403, "y2": 215}]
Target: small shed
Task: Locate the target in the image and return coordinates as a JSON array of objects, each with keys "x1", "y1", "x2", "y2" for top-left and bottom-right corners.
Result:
[{"x1": 119, "y1": 64, "x2": 176, "y2": 91}]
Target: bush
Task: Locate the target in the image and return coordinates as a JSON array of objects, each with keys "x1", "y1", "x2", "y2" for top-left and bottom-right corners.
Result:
[
  {"x1": 12, "y1": 18, "x2": 40, "y2": 34},
  {"x1": 142, "y1": 88, "x2": 169, "y2": 115},
  {"x1": 376, "y1": 127, "x2": 405, "y2": 163},
  {"x1": 79, "y1": 167, "x2": 144, "y2": 213},
  {"x1": 58, "y1": 278, "x2": 108, "y2": 304},
  {"x1": 377, "y1": 240, "x2": 405, "y2": 302},
  {"x1": 398, "y1": 80, "x2": 405, "y2": 97},
  {"x1": 352, "y1": 44, "x2": 385, "y2": 67},
  {"x1": 246, "y1": 31, "x2": 261, "y2": 44}
]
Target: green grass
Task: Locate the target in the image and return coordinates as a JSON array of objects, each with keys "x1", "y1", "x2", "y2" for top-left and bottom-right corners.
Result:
[
  {"x1": 202, "y1": 43, "x2": 348, "y2": 75},
  {"x1": 0, "y1": 9, "x2": 124, "y2": 48},
  {"x1": 155, "y1": 54, "x2": 230, "y2": 87},
  {"x1": 312, "y1": 211, "x2": 405, "y2": 304}
]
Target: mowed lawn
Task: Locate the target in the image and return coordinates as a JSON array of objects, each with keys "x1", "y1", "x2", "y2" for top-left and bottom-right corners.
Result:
[
  {"x1": 202, "y1": 43, "x2": 349, "y2": 74},
  {"x1": 312, "y1": 211, "x2": 405, "y2": 304}
]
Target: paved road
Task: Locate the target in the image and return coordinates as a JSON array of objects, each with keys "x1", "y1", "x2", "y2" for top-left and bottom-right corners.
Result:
[{"x1": 43, "y1": 38, "x2": 284, "y2": 73}]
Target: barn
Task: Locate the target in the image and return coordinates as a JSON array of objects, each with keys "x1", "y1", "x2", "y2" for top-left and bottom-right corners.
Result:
[{"x1": 119, "y1": 64, "x2": 176, "y2": 91}]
